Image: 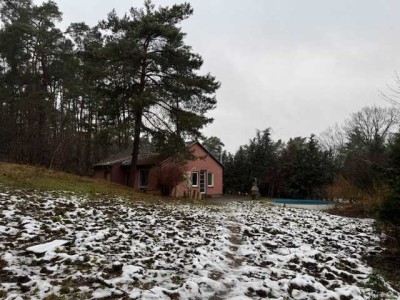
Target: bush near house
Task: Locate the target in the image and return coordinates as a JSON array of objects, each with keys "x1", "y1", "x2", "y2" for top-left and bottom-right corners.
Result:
[{"x1": 151, "y1": 163, "x2": 184, "y2": 197}]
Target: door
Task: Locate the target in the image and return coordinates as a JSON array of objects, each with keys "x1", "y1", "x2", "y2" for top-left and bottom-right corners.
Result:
[{"x1": 200, "y1": 170, "x2": 207, "y2": 194}]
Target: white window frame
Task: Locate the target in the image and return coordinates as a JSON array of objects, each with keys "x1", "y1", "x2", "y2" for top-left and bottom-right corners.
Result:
[
  {"x1": 191, "y1": 171, "x2": 199, "y2": 187},
  {"x1": 207, "y1": 172, "x2": 214, "y2": 187},
  {"x1": 200, "y1": 170, "x2": 207, "y2": 194}
]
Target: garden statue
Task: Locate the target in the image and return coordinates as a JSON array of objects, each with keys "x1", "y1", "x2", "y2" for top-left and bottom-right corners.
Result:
[{"x1": 250, "y1": 178, "x2": 260, "y2": 200}]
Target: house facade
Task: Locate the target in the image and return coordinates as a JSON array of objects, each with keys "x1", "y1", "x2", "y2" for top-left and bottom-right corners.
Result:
[{"x1": 94, "y1": 142, "x2": 223, "y2": 197}]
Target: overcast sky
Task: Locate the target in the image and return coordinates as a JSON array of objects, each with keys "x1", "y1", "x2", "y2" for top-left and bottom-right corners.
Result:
[{"x1": 35, "y1": 0, "x2": 400, "y2": 152}]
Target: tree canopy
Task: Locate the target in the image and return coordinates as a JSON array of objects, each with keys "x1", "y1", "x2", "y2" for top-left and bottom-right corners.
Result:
[
  {"x1": 98, "y1": 1, "x2": 219, "y2": 185},
  {"x1": 0, "y1": 0, "x2": 219, "y2": 177}
]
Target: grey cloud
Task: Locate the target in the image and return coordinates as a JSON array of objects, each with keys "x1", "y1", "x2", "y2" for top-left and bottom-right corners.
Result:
[{"x1": 33, "y1": 0, "x2": 400, "y2": 151}]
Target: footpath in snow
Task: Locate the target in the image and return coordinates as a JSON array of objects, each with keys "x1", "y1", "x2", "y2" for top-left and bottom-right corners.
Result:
[{"x1": 0, "y1": 189, "x2": 399, "y2": 299}]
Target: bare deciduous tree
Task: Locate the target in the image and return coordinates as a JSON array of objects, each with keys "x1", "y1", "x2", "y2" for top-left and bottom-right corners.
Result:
[
  {"x1": 344, "y1": 106, "x2": 399, "y2": 143},
  {"x1": 318, "y1": 123, "x2": 346, "y2": 156},
  {"x1": 380, "y1": 72, "x2": 400, "y2": 108}
]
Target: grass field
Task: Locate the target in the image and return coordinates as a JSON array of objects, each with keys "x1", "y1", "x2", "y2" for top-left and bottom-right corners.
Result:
[
  {"x1": 0, "y1": 163, "x2": 399, "y2": 299},
  {"x1": 0, "y1": 162, "x2": 153, "y2": 201}
]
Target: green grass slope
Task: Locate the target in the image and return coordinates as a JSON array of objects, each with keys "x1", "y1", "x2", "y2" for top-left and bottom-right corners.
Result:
[{"x1": 0, "y1": 162, "x2": 151, "y2": 200}]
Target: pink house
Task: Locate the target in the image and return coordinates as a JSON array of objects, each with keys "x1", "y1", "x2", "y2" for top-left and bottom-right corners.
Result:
[{"x1": 94, "y1": 142, "x2": 223, "y2": 197}]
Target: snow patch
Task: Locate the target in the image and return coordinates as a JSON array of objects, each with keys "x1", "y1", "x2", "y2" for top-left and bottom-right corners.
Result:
[{"x1": 26, "y1": 240, "x2": 69, "y2": 254}]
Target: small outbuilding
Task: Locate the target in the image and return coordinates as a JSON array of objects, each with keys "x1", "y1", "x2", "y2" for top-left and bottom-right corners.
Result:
[{"x1": 94, "y1": 141, "x2": 223, "y2": 198}]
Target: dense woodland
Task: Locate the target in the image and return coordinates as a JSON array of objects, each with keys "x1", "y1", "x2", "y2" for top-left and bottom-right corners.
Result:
[
  {"x1": 1, "y1": 1, "x2": 400, "y2": 224},
  {"x1": 220, "y1": 131, "x2": 335, "y2": 199},
  {"x1": 218, "y1": 105, "x2": 400, "y2": 224},
  {"x1": 0, "y1": 0, "x2": 219, "y2": 180}
]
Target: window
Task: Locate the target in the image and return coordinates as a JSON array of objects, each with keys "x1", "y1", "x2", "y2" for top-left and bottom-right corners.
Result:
[
  {"x1": 191, "y1": 171, "x2": 198, "y2": 187},
  {"x1": 200, "y1": 170, "x2": 206, "y2": 194},
  {"x1": 207, "y1": 172, "x2": 214, "y2": 187},
  {"x1": 140, "y1": 169, "x2": 149, "y2": 188}
]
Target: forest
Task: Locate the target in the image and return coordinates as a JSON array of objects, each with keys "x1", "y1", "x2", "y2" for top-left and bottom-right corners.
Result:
[
  {"x1": 0, "y1": 0, "x2": 219, "y2": 182},
  {"x1": 0, "y1": 1, "x2": 399, "y2": 224},
  {"x1": 218, "y1": 104, "x2": 400, "y2": 224}
]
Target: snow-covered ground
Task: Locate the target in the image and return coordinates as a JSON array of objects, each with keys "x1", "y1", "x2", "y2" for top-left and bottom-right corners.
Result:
[{"x1": 0, "y1": 189, "x2": 399, "y2": 299}]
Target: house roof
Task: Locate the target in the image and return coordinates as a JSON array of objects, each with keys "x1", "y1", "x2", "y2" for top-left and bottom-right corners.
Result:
[
  {"x1": 94, "y1": 141, "x2": 224, "y2": 168},
  {"x1": 185, "y1": 141, "x2": 225, "y2": 169},
  {"x1": 159, "y1": 141, "x2": 224, "y2": 169},
  {"x1": 94, "y1": 149, "x2": 165, "y2": 167}
]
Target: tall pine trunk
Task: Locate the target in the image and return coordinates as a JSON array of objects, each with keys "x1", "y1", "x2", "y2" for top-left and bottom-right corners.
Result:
[
  {"x1": 130, "y1": 51, "x2": 148, "y2": 188},
  {"x1": 130, "y1": 110, "x2": 142, "y2": 188}
]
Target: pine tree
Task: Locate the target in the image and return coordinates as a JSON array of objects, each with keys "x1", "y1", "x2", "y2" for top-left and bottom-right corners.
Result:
[
  {"x1": 0, "y1": 0, "x2": 72, "y2": 165},
  {"x1": 202, "y1": 136, "x2": 225, "y2": 160},
  {"x1": 100, "y1": 1, "x2": 219, "y2": 186},
  {"x1": 380, "y1": 133, "x2": 400, "y2": 224}
]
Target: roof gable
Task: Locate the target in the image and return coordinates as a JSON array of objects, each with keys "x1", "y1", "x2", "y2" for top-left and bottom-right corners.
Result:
[
  {"x1": 94, "y1": 141, "x2": 224, "y2": 168},
  {"x1": 160, "y1": 141, "x2": 224, "y2": 169},
  {"x1": 187, "y1": 141, "x2": 224, "y2": 169}
]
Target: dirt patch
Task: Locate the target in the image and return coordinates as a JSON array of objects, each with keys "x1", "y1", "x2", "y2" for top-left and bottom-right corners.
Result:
[
  {"x1": 225, "y1": 222, "x2": 246, "y2": 268},
  {"x1": 326, "y1": 202, "x2": 400, "y2": 293},
  {"x1": 326, "y1": 204, "x2": 375, "y2": 219},
  {"x1": 365, "y1": 224, "x2": 400, "y2": 292}
]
